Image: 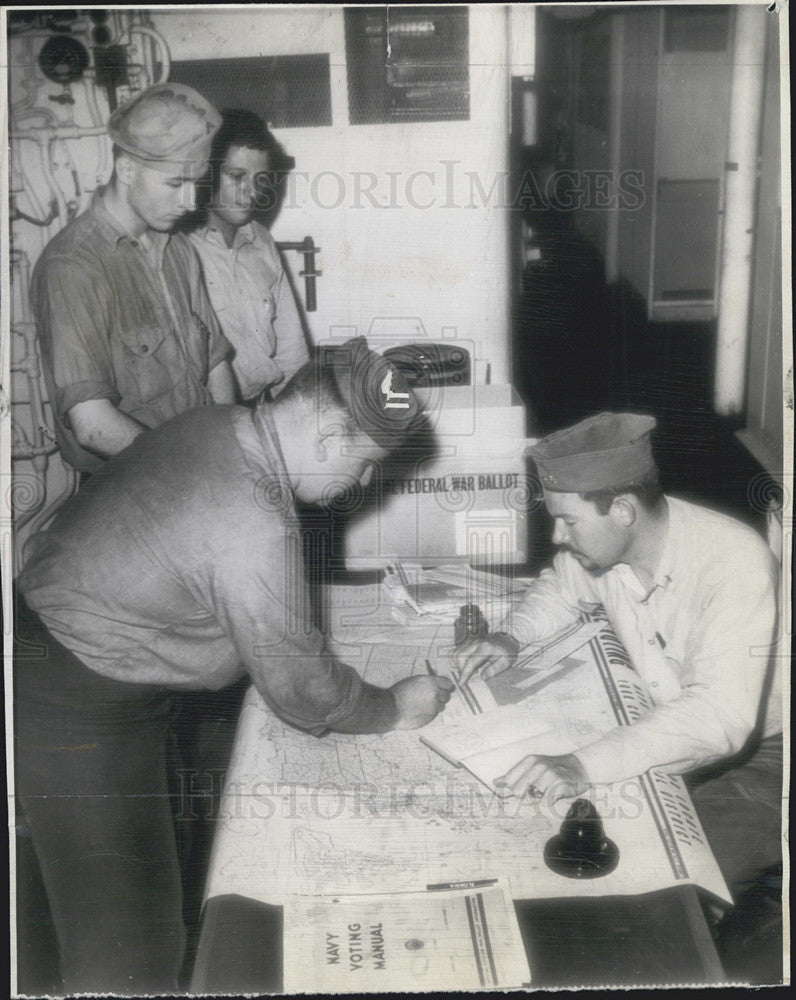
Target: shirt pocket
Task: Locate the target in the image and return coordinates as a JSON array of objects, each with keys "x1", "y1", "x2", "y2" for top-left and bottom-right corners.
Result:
[{"x1": 119, "y1": 325, "x2": 173, "y2": 406}]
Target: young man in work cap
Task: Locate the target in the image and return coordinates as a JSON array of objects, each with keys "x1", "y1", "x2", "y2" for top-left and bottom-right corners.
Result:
[
  {"x1": 30, "y1": 83, "x2": 236, "y2": 475},
  {"x1": 14, "y1": 338, "x2": 452, "y2": 993},
  {"x1": 457, "y1": 412, "x2": 782, "y2": 906}
]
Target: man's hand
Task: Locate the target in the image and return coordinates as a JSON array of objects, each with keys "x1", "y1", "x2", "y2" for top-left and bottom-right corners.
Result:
[
  {"x1": 494, "y1": 753, "x2": 591, "y2": 802},
  {"x1": 390, "y1": 676, "x2": 455, "y2": 730},
  {"x1": 456, "y1": 634, "x2": 520, "y2": 685},
  {"x1": 207, "y1": 359, "x2": 236, "y2": 404}
]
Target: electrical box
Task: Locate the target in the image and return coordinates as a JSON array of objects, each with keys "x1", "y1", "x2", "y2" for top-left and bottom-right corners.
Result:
[{"x1": 344, "y1": 6, "x2": 469, "y2": 125}]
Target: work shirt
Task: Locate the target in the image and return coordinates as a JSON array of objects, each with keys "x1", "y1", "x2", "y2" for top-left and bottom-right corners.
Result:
[
  {"x1": 186, "y1": 220, "x2": 309, "y2": 400},
  {"x1": 16, "y1": 404, "x2": 364, "y2": 735},
  {"x1": 499, "y1": 496, "x2": 782, "y2": 784},
  {"x1": 30, "y1": 192, "x2": 232, "y2": 473}
]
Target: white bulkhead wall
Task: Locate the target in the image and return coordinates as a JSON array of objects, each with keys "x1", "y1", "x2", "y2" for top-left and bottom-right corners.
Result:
[
  {"x1": 150, "y1": 5, "x2": 513, "y2": 380},
  {"x1": 7, "y1": 7, "x2": 520, "y2": 563}
]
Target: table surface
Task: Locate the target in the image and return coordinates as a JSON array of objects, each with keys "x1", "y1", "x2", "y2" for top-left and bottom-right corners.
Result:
[
  {"x1": 193, "y1": 583, "x2": 726, "y2": 991},
  {"x1": 191, "y1": 885, "x2": 724, "y2": 992}
]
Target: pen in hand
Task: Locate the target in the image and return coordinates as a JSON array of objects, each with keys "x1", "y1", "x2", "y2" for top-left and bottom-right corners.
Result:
[{"x1": 428, "y1": 658, "x2": 476, "y2": 713}]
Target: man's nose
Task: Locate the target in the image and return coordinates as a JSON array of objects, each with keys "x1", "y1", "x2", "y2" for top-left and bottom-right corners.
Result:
[
  {"x1": 552, "y1": 521, "x2": 568, "y2": 546},
  {"x1": 240, "y1": 177, "x2": 255, "y2": 203},
  {"x1": 182, "y1": 182, "x2": 197, "y2": 212}
]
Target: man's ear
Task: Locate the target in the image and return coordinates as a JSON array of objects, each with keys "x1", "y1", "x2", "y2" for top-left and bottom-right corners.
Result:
[
  {"x1": 610, "y1": 495, "x2": 637, "y2": 527},
  {"x1": 114, "y1": 153, "x2": 135, "y2": 186}
]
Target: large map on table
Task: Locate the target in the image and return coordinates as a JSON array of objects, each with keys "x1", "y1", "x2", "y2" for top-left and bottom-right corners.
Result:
[{"x1": 205, "y1": 598, "x2": 730, "y2": 906}]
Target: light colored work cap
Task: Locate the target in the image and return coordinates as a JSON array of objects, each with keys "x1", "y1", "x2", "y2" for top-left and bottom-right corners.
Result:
[
  {"x1": 108, "y1": 83, "x2": 221, "y2": 174},
  {"x1": 527, "y1": 412, "x2": 658, "y2": 491}
]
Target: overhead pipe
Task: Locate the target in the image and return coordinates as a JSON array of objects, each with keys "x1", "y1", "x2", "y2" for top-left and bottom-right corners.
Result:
[
  {"x1": 38, "y1": 134, "x2": 68, "y2": 229},
  {"x1": 13, "y1": 106, "x2": 57, "y2": 125},
  {"x1": 16, "y1": 148, "x2": 49, "y2": 224},
  {"x1": 128, "y1": 24, "x2": 170, "y2": 84},
  {"x1": 9, "y1": 122, "x2": 108, "y2": 143},
  {"x1": 714, "y1": 8, "x2": 768, "y2": 415},
  {"x1": 82, "y1": 72, "x2": 112, "y2": 189},
  {"x1": 10, "y1": 124, "x2": 108, "y2": 230}
]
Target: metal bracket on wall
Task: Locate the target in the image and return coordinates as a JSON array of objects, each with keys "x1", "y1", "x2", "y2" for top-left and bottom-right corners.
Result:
[{"x1": 276, "y1": 237, "x2": 321, "y2": 312}]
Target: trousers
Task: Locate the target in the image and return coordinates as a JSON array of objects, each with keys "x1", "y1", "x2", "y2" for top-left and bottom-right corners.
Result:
[
  {"x1": 687, "y1": 731, "x2": 783, "y2": 902},
  {"x1": 14, "y1": 595, "x2": 185, "y2": 995}
]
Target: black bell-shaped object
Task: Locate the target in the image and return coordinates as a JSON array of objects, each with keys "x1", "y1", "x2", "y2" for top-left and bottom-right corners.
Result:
[{"x1": 544, "y1": 798, "x2": 619, "y2": 879}]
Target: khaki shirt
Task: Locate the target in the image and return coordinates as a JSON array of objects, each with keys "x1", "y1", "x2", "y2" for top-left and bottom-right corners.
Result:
[
  {"x1": 17, "y1": 404, "x2": 365, "y2": 735},
  {"x1": 30, "y1": 192, "x2": 231, "y2": 472},
  {"x1": 186, "y1": 221, "x2": 309, "y2": 400}
]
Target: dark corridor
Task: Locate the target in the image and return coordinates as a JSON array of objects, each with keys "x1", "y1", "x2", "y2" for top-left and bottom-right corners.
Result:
[{"x1": 512, "y1": 214, "x2": 770, "y2": 540}]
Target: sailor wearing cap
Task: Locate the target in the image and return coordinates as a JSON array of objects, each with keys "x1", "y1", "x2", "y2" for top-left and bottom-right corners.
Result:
[
  {"x1": 457, "y1": 412, "x2": 782, "y2": 903},
  {"x1": 15, "y1": 339, "x2": 449, "y2": 993},
  {"x1": 30, "y1": 83, "x2": 236, "y2": 475}
]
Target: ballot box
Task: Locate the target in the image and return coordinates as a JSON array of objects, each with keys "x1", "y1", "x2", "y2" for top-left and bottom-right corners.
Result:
[{"x1": 343, "y1": 383, "x2": 533, "y2": 567}]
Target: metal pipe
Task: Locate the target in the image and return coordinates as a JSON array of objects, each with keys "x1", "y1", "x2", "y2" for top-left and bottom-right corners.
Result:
[
  {"x1": 9, "y1": 250, "x2": 62, "y2": 535},
  {"x1": 82, "y1": 73, "x2": 112, "y2": 189},
  {"x1": 714, "y1": 8, "x2": 768, "y2": 415},
  {"x1": 10, "y1": 37, "x2": 39, "y2": 114},
  {"x1": 9, "y1": 123, "x2": 108, "y2": 142},
  {"x1": 20, "y1": 166, "x2": 48, "y2": 224},
  {"x1": 13, "y1": 107, "x2": 57, "y2": 125},
  {"x1": 129, "y1": 25, "x2": 170, "y2": 83},
  {"x1": 276, "y1": 237, "x2": 322, "y2": 312},
  {"x1": 41, "y1": 137, "x2": 68, "y2": 229}
]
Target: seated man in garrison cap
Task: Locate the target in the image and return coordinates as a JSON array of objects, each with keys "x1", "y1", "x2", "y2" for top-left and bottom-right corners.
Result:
[
  {"x1": 30, "y1": 83, "x2": 236, "y2": 474},
  {"x1": 458, "y1": 412, "x2": 782, "y2": 904},
  {"x1": 14, "y1": 339, "x2": 453, "y2": 994}
]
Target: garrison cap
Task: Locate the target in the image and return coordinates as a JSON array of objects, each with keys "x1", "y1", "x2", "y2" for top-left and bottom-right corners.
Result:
[
  {"x1": 108, "y1": 83, "x2": 221, "y2": 174},
  {"x1": 527, "y1": 412, "x2": 657, "y2": 491},
  {"x1": 324, "y1": 337, "x2": 423, "y2": 449}
]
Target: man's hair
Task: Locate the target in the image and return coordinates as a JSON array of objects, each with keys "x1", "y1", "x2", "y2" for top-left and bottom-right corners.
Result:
[
  {"x1": 579, "y1": 470, "x2": 664, "y2": 516},
  {"x1": 197, "y1": 108, "x2": 286, "y2": 209},
  {"x1": 275, "y1": 360, "x2": 359, "y2": 440}
]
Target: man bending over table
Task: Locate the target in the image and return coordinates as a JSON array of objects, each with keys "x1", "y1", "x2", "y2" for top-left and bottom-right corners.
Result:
[
  {"x1": 14, "y1": 338, "x2": 452, "y2": 995},
  {"x1": 457, "y1": 412, "x2": 782, "y2": 904}
]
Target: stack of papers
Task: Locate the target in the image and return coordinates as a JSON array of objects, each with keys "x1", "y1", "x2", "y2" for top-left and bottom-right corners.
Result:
[{"x1": 384, "y1": 564, "x2": 530, "y2": 627}]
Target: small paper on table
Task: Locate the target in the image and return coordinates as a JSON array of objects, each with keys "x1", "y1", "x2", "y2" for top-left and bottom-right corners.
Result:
[{"x1": 283, "y1": 877, "x2": 530, "y2": 993}]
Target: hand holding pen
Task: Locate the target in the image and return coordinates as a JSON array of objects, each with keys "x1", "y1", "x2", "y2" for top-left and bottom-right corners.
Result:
[
  {"x1": 454, "y1": 633, "x2": 521, "y2": 685},
  {"x1": 427, "y1": 659, "x2": 482, "y2": 716}
]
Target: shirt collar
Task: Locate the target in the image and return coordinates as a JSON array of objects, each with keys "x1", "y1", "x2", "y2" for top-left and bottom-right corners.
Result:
[
  {"x1": 89, "y1": 189, "x2": 130, "y2": 246},
  {"x1": 90, "y1": 189, "x2": 170, "y2": 261},
  {"x1": 250, "y1": 401, "x2": 291, "y2": 484},
  {"x1": 201, "y1": 219, "x2": 261, "y2": 252},
  {"x1": 139, "y1": 229, "x2": 169, "y2": 271},
  {"x1": 614, "y1": 497, "x2": 677, "y2": 602},
  {"x1": 650, "y1": 496, "x2": 677, "y2": 593}
]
